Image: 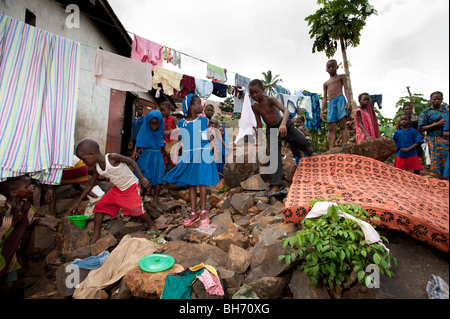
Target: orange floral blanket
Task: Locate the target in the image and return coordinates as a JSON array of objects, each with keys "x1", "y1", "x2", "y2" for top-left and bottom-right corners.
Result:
[{"x1": 282, "y1": 154, "x2": 449, "y2": 252}]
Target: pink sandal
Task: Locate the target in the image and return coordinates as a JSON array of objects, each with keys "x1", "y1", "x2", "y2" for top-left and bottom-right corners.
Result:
[
  {"x1": 183, "y1": 212, "x2": 200, "y2": 227},
  {"x1": 199, "y1": 210, "x2": 210, "y2": 226}
]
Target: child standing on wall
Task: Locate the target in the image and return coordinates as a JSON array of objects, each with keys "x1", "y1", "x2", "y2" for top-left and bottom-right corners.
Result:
[
  {"x1": 67, "y1": 140, "x2": 158, "y2": 244},
  {"x1": 163, "y1": 94, "x2": 220, "y2": 227},
  {"x1": 320, "y1": 59, "x2": 352, "y2": 150},
  {"x1": 160, "y1": 102, "x2": 179, "y2": 170},
  {"x1": 134, "y1": 110, "x2": 172, "y2": 210},
  {"x1": 393, "y1": 114, "x2": 424, "y2": 175}
]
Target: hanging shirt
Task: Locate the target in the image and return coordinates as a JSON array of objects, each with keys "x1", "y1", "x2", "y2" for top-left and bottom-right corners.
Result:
[
  {"x1": 152, "y1": 66, "x2": 183, "y2": 96},
  {"x1": 130, "y1": 34, "x2": 164, "y2": 71},
  {"x1": 195, "y1": 78, "x2": 214, "y2": 100},
  {"x1": 206, "y1": 63, "x2": 227, "y2": 83}
]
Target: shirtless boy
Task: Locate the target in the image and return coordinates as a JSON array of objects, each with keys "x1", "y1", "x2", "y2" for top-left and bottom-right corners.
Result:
[
  {"x1": 320, "y1": 59, "x2": 352, "y2": 150},
  {"x1": 249, "y1": 79, "x2": 314, "y2": 196}
]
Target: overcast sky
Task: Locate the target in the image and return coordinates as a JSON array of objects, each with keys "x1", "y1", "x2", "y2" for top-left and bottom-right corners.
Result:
[{"x1": 108, "y1": 0, "x2": 449, "y2": 119}]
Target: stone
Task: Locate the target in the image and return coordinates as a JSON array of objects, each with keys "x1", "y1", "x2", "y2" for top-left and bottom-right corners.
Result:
[
  {"x1": 167, "y1": 226, "x2": 189, "y2": 241},
  {"x1": 118, "y1": 221, "x2": 145, "y2": 238},
  {"x1": 110, "y1": 279, "x2": 132, "y2": 299},
  {"x1": 324, "y1": 137, "x2": 396, "y2": 162},
  {"x1": 217, "y1": 267, "x2": 244, "y2": 289},
  {"x1": 289, "y1": 265, "x2": 331, "y2": 299},
  {"x1": 91, "y1": 234, "x2": 117, "y2": 256},
  {"x1": 225, "y1": 244, "x2": 251, "y2": 274},
  {"x1": 161, "y1": 199, "x2": 186, "y2": 213},
  {"x1": 214, "y1": 229, "x2": 249, "y2": 252},
  {"x1": 124, "y1": 264, "x2": 185, "y2": 298},
  {"x1": 245, "y1": 228, "x2": 290, "y2": 284},
  {"x1": 234, "y1": 216, "x2": 250, "y2": 230},
  {"x1": 23, "y1": 276, "x2": 58, "y2": 299},
  {"x1": 230, "y1": 193, "x2": 254, "y2": 215},
  {"x1": 282, "y1": 159, "x2": 298, "y2": 182},
  {"x1": 249, "y1": 277, "x2": 285, "y2": 299},
  {"x1": 156, "y1": 241, "x2": 228, "y2": 268},
  {"x1": 55, "y1": 262, "x2": 91, "y2": 298},
  {"x1": 209, "y1": 193, "x2": 225, "y2": 208},
  {"x1": 192, "y1": 275, "x2": 225, "y2": 299},
  {"x1": 240, "y1": 174, "x2": 267, "y2": 191},
  {"x1": 65, "y1": 246, "x2": 92, "y2": 262},
  {"x1": 223, "y1": 146, "x2": 262, "y2": 189},
  {"x1": 25, "y1": 216, "x2": 58, "y2": 258},
  {"x1": 56, "y1": 216, "x2": 91, "y2": 259}
]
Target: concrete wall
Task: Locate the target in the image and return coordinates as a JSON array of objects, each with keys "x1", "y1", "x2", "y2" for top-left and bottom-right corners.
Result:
[{"x1": 0, "y1": 0, "x2": 155, "y2": 153}]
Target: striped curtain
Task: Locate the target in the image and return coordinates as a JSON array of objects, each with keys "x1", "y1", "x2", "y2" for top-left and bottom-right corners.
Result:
[{"x1": 0, "y1": 13, "x2": 80, "y2": 185}]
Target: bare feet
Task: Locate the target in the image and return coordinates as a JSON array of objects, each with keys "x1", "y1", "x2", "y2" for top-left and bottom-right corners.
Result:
[{"x1": 90, "y1": 233, "x2": 101, "y2": 246}]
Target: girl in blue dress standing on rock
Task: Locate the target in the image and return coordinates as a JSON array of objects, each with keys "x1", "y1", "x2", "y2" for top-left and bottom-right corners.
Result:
[
  {"x1": 135, "y1": 110, "x2": 169, "y2": 210},
  {"x1": 164, "y1": 94, "x2": 220, "y2": 227}
]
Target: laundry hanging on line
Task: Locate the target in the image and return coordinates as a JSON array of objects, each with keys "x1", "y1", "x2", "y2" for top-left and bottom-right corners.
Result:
[
  {"x1": 130, "y1": 34, "x2": 164, "y2": 71},
  {"x1": 0, "y1": 13, "x2": 80, "y2": 185}
]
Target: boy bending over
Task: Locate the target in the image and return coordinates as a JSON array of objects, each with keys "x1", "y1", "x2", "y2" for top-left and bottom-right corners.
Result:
[
  {"x1": 249, "y1": 79, "x2": 314, "y2": 197},
  {"x1": 67, "y1": 140, "x2": 158, "y2": 245}
]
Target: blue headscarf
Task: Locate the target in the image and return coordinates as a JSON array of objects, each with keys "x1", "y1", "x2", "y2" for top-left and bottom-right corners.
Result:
[
  {"x1": 135, "y1": 110, "x2": 165, "y2": 150},
  {"x1": 183, "y1": 94, "x2": 195, "y2": 118}
]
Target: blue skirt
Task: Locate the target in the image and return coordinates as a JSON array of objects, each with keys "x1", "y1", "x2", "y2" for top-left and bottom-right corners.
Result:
[
  {"x1": 136, "y1": 149, "x2": 165, "y2": 186},
  {"x1": 164, "y1": 148, "x2": 220, "y2": 186}
]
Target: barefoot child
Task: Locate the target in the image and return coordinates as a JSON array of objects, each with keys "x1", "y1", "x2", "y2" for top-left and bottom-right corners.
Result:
[
  {"x1": 135, "y1": 110, "x2": 171, "y2": 210},
  {"x1": 320, "y1": 59, "x2": 352, "y2": 150},
  {"x1": 393, "y1": 114, "x2": 424, "y2": 175},
  {"x1": 249, "y1": 79, "x2": 314, "y2": 197},
  {"x1": 163, "y1": 94, "x2": 220, "y2": 227},
  {"x1": 355, "y1": 93, "x2": 381, "y2": 144},
  {"x1": 67, "y1": 140, "x2": 158, "y2": 244},
  {"x1": 0, "y1": 175, "x2": 59, "y2": 297}
]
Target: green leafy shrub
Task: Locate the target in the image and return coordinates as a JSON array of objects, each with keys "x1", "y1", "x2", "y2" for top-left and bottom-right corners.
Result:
[{"x1": 279, "y1": 199, "x2": 397, "y2": 290}]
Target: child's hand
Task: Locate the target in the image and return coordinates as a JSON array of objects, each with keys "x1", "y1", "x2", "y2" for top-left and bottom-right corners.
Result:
[
  {"x1": 278, "y1": 125, "x2": 287, "y2": 137},
  {"x1": 400, "y1": 148, "x2": 410, "y2": 153},
  {"x1": 320, "y1": 110, "x2": 325, "y2": 121},
  {"x1": 141, "y1": 178, "x2": 151, "y2": 190},
  {"x1": 67, "y1": 202, "x2": 80, "y2": 215},
  {"x1": 46, "y1": 220, "x2": 61, "y2": 231}
]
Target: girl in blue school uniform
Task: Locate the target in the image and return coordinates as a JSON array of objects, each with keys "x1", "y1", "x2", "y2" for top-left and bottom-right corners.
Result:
[
  {"x1": 135, "y1": 110, "x2": 170, "y2": 210},
  {"x1": 164, "y1": 94, "x2": 220, "y2": 227}
]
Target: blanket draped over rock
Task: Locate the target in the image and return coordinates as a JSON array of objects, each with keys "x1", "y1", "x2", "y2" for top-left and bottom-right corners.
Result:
[
  {"x1": 282, "y1": 154, "x2": 449, "y2": 252},
  {"x1": 73, "y1": 235, "x2": 158, "y2": 299}
]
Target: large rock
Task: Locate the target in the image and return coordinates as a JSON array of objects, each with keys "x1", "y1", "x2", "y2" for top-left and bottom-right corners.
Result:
[
  {"x1": 56, "y1": 216, "x2": 91, "y2": 259},
  {"x1": 230, "y1": 193, "x2": 254, "y2": 215},
  {"x1": 240, "y1": 174, "x2": 267, "y2": 191},
  {"x1": 223, "y1": 146, "x2": 263, "y2": 189},
  {"x1": 156, "y1": 241, "x2": 228, "y2": 268},
  {"x1": 56, "y1": 262, "x2": 91, "y2": 298},
  {"x1": 325, "y1": 137, "x2": 396, "y2": 162},
  {"x1": 289, "y1": 265, "x2": 331, "y2": 299},
  {"x1": 25, "y1": 216, "x2": 59, "y2": 258},
  {"x1": 249, "y1": 277, "x2": 285, "y2": 299},
  {"x1": 214, "y1": 229, "x2": 249, "y2": 252},
  {"x1": 124, "y1": 264, "x2": 185, "y2": 298},
  {"x1": 245, "y1": 228, "x2": 290, "y2": 284},
  {"x1": 225, "y1": 244, "x2": 251, "y2": 274}
]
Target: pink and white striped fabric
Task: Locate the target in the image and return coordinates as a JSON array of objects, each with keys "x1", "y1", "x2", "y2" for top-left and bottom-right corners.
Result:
[{"x1": 0, "y1": 13, "x2": 80, "y2": 185}]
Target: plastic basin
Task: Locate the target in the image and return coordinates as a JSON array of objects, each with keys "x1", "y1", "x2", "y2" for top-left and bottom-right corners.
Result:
[{"x1": 68, "y1": 215, "x2": 90, "y2": 229}]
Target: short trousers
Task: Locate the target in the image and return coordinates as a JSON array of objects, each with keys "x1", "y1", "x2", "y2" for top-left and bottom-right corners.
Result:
[
  {"x1": 93, "y1": 183, "x2": 144, "y2": 218},
  {"x1": 327, "y1": 94, "x2": 348, "y2": 123},
  {"x1": 394, "y1": 155, "x2": 424, "y2": 171}
]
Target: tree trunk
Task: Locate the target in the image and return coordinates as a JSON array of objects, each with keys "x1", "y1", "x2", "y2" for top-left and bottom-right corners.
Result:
[
  {"x1": 340, "y1": 37, "x2": 357, "y2": 138},
  {"x1": 340, "y1": 37, "x2": 354, "y2": 102}
]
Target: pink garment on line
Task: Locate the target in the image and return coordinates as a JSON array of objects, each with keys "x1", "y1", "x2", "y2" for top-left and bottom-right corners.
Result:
[
  {"x1": 197, "y1": 269, "x2": 224, "y2": 296},
  {"x1": 130, "y1": 34, "x2": 164, "y2": 71}
]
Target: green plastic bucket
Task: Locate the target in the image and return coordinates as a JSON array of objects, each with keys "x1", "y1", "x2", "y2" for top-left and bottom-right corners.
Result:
[{"x1": 68, "y1": 215, "x2": 90, "y2": 229}]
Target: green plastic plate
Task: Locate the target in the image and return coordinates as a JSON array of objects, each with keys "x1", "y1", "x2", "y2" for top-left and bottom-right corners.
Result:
[{"x1": 138, "y1": 254, "x2": 175, "y2": 273}]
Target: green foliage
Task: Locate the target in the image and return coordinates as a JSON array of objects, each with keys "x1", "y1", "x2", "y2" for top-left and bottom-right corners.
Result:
[
  {"x1": 261, "y1": 70, "x2": 283, "y2": 97},
  {"x1": 279, "y1": 200, "x2": 397, "y2": 290},
  {"x1": 392, "y1": 93, "x2": 430, "y2": 124},
  {"x1": 305, "y1": 0, "x2": 378, "y2": 58}
]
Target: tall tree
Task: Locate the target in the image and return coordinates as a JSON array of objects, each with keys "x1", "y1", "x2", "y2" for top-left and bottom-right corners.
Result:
[
  {"x1": 305, "y1": 0, "x2": 377, "y2": 102},
  {"x1": 261, "y1": 70, "x2": 283, "y2": 97}
]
